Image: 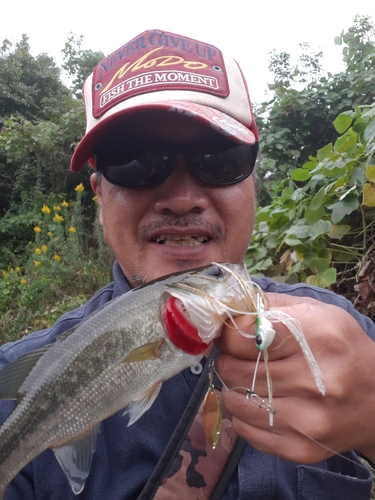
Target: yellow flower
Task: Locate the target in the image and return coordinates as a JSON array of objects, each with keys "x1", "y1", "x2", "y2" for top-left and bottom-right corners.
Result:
[
  {"x1": 92, "y1": 196, "x2": 98, "y2": 203},
  {"x1": 75, "y1": 183, "x2": 84, "y2": 192},
  {"x1": 41, "y1": 245, "x2": 48, "y2": 253},
  {"x1": 53, "y1": 255, "x2": 61, "y2": 262},
  {"x1": 53, "y1": 205, "x2": 61, "y2": 212},
  {"x1": 21, "y1": 277, "x2": 27, "y2": 285},
  {"x1": 68, "y1": 226, "x2": 76, "y2": 233},
  {"x1": 16, "y1": 267, "x2": 21, "y2": 273},
  {"x1": 33, "y1": 226, "x2": 42, "y2": 233},
  {"x1": 53, "y1": 214, "x2": 64, "y2": 223},
  {"x1": 35, "y1": 247, "x2": 42, "y2": 255},
  {"x1": 47, "y1": 231, "x2": 52, "y2": 237},
  {"x1": 34, "y1": 260, "x2": 41, "y2": 267},
  {"x1": 2, "y1": 270, "x2": 9, "y2": 277},
  {"x1": 41, "y1": 204, "x2": 51, "y2": 215},
  {"x1": 62, "y1": 200, "x2": 69, "y2": 207}
]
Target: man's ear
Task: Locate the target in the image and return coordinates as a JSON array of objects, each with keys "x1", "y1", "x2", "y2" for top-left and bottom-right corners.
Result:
[{"x1": 90, "y1": 173, "x2": 103, "y2": 225}]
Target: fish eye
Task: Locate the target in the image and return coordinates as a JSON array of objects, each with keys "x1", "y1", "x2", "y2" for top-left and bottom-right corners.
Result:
[{"x1": 205, "y1": 265, "x2": 223, "y2": 279}]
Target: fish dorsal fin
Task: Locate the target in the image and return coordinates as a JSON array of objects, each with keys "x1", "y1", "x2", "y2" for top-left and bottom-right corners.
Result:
[
  {"x1": 124, "y1": 382, "x2": 163, "y2": 426},
  {"x1": 52, "y1": 426, "x2": 99, "y2": 495},
  {"x1": 120, "y1": 339, "x2": 164, "y2": 363},
  {"x1": 0, "y1": 346, "x2": 50, "y2": 399}
]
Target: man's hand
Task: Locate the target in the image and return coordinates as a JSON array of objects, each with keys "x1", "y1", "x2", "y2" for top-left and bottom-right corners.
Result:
[{"x1": 214, "y1": 293, "x2": 375, "y2": 464}]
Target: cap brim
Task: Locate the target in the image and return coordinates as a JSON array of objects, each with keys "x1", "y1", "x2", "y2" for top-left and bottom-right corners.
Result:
[{"x1": 70, "y1": 100, "x2": 257, "y2": 172}]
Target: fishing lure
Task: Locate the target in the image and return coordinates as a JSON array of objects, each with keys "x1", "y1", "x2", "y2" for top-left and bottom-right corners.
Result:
[
  {"x1": 203, "y1": 359, "x2": 222, "y2": 449},
  {"x1": 201, "y1": 263, "x2": 326, "y2": 444}
]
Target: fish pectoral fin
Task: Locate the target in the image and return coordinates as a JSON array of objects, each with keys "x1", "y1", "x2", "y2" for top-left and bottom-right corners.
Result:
[
  {"x1": 120, "y1": 339, "x2": 164, "y2": 363},
  {"x1": 123, "y1": 382, "x2": 163, "y2": 426},
  {"x1": 0, "y1": 346, "x2": 49, "y2": 399},
  {"x1": 52, "y1": 426, "x2": 99, "y2": 495}
]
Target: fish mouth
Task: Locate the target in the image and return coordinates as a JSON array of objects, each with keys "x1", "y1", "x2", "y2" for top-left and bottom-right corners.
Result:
[{"x1": 154, "y1": 235, "x2": 210, "y2": 247}]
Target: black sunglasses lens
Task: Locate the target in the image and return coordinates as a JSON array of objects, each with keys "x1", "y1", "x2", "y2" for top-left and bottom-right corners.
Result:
[
  {"x1": 190, "y1": 145, "x2": 256, "y2": 185},
  {"x1": 99, "y1": 150, "x2": 172, "y2": 188},
  {"x1": 96, "y1": 141, "x2": 257, "y2": 188}
]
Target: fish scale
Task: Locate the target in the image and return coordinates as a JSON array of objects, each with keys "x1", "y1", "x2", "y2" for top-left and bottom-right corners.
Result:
[{"x1": 0, "y1": 263, "x2": 250, "y2": 498}]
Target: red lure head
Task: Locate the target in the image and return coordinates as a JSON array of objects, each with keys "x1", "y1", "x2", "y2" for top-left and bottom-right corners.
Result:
[{"x1": 163, "y1": 296, "x2": 209, "y2": 355}]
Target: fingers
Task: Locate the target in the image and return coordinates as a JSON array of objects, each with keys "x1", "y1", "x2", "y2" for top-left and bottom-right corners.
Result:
[
  {"x1": 216, "y1": 351, "x2": 321, "y2": 398},
  {"x1": 216, "y1": 293, "x2": 326, "y2": 362},
  {"x1": 212, "y1": 291, "x2": 375, "y2": 464}
]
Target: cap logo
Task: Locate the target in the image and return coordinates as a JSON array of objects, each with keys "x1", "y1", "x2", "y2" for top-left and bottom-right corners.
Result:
[{"x1": 91, "y1": 30, "x2": 229, "y2": 118}]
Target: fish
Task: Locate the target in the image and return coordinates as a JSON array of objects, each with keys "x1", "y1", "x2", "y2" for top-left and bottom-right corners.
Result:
[{"x1": 0, "y1": 262, "x2": 258, "y2": 499}]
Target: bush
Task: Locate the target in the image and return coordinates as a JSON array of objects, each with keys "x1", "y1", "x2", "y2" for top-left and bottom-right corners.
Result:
[
  {"x1": 246, "y1": 104, "x2": 375, "y2": 320},
  {"x1": 0, "y1": 184, "x2": 113, "y2": 344}
]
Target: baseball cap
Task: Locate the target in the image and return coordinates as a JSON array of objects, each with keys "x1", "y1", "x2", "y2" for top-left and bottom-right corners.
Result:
[{"x1": 70, "y1": 29, "x2": 259, "y2": 172}]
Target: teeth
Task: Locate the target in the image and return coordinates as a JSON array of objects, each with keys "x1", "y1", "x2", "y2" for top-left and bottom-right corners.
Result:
[{"x1": 154, "y1": 235, "x2": 208, "y2": 246}]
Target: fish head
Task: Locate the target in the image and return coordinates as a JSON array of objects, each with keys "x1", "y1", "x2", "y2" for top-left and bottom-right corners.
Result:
[{"x1": 161, "y1": 263, "x2": 256, "y2": 351}]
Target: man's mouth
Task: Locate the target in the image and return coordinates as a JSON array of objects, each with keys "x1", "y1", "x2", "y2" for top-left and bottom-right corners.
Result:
[{"x1": 154, "y1": 235, "x2": 209, "y2": 247}]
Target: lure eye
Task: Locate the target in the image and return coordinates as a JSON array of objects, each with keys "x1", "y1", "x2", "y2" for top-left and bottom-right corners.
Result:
[
  {"x1": 255, "y1": 317, "x2": 276, "y2": 351},
  {"x1": 255, "y1": 334, "x2": 263, "y2": 347}
]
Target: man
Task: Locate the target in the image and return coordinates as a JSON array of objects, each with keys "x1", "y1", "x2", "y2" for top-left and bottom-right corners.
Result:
[{"x1": 1, "y1": 29, "x2": 375, "y2": 499}]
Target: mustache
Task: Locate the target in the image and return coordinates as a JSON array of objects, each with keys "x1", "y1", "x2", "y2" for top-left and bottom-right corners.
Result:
[{"x1": 140, "y1": 215, "x2": 225, "y2": 243}]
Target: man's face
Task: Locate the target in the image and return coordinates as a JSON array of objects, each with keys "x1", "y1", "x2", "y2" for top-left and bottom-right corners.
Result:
[{"x1": 90, "y1": 112, "x2": 256, "y2": 287}]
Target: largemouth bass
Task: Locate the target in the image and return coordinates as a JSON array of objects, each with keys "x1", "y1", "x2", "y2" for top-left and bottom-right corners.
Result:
[{"x1": 0, "y1": 262, "x2": 255, "y2": 498}]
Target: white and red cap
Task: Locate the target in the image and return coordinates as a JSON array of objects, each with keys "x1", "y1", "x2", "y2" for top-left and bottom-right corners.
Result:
[{"x1": 70, "y1": 29, "x2": 259, "y2": 172}]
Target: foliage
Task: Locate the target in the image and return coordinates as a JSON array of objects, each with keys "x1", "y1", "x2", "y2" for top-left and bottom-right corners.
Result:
[
  {"x1": 257, "y1": 15, "x2": 375, "y2": 206},
  {"x1": 0, "y1": 186, "x2": 113, "y2": 344},
  {"x1": 245, "y1": 15, "x2": 375, "y2": 321},
  {"x1": 247, "y1": 103, "x2": 375, "y2": 319},
  {"x1": 0, "y1": 35, "x2": 97, "y2": 268},
  {"x1": 0, "y1": 106, "x2": 91, "y2": 267},
  {"x1": 62, "y1": 33, "x2": 105, "y2": 97},
  {"x1": 0, "y1": 35, "x2": 71, "y2": 122}
]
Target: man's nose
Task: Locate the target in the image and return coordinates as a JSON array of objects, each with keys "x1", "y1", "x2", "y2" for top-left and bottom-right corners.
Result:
[{"x1": 153, "y1": 154, "x2": 210, "y2": 215}]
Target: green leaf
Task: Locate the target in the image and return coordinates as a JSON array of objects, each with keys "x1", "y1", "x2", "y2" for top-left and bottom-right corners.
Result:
[
  {"x1": 301, "y1": 161, "x2": 317, "y2": 171},
  {"x1": 328, "y1": 224, "x2": 351, "y2": 240},
  {"x1": 309, "y1": 258, "x2": 330, "y2": 274},
  {"x1": 308, "y1": 220, "x2": 331, "y2": 239},
  {"x1": 310, "y1": 187, "x2": 328, "y2": 210},
  {"x1": 284, "y1": 235, "x2": 303, "y2": 246},
  {"x1": 353, "y1": 118, "x2": 369, "y2": 133},
  {"x1": 287, "y1": 225, "x2": 310, "y2": 239},
  {"x1": 334, "y1": 130, "x2": 357, "y2": 154},
  {"x1": 333, "y1": 114, "x2": 353, "y2": 134},
  {"x1": 291, "y1": 168, "x2": 311, "y2": 181},
  {"x1": 305, "y1": 204, "x2": 325, "y2": 225},
  {"x1": 320, "y1": 267, "x2": 337, "y2": 287},
  {"x1": 328, "y1": 194, "x2": 360, "y2": 223},
  {"x1": 317, "y1": 143, "x2": 333, "y2": 161},
  {"x1": 306, "y1": 268, "x2": 337, "y2": 288}
]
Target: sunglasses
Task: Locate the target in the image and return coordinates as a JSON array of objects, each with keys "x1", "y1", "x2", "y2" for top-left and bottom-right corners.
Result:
[{"x1": 94, "y1": 138, "x2": 258, "y2": 189}]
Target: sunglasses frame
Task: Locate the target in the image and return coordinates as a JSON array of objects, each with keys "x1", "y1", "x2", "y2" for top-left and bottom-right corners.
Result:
[{"x1": 95, "y1": 138, "x2": 259, "y2": 189}]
